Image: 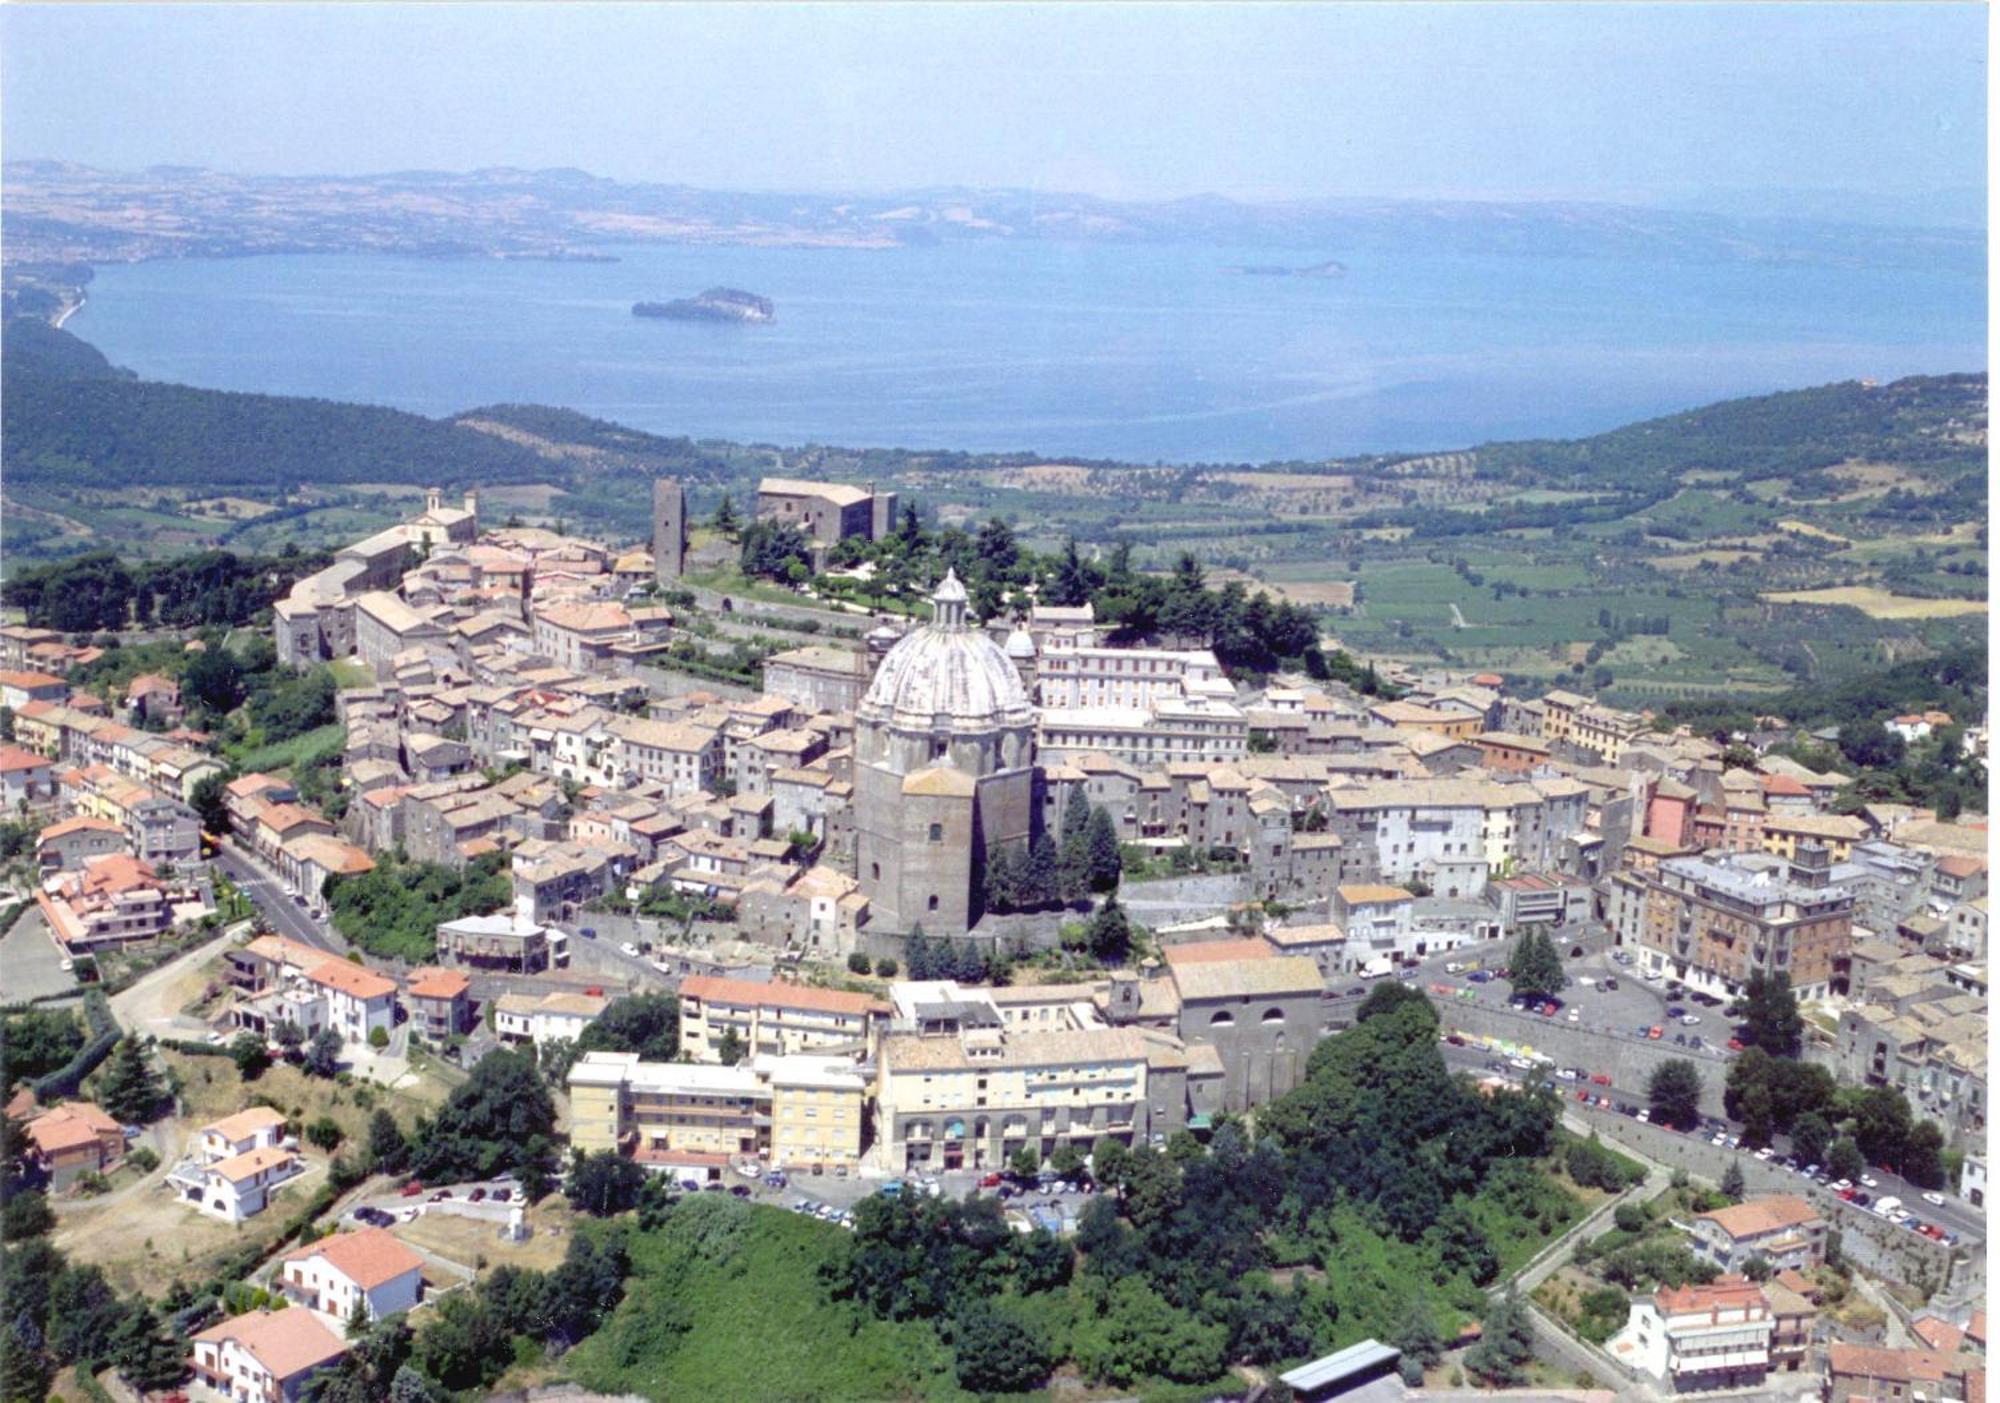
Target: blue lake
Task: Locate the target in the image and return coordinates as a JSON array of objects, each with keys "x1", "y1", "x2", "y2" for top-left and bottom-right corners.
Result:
[{"x1": 72, "y1": 239, "x2": 1985, "y2": 463}]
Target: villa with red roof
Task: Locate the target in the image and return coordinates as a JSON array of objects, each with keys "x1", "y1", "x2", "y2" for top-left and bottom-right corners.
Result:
[
  {"x1": 189, "y1": 1308, "x2": 349, "y2": 1402},
  {"x1": 279, "y1": 1227, "x2": 426, "y2": 1324},
  {"x1": 22, "y1": 1101, "x2": 125, "y2": 1190},
  {"x1": 0, "y1": 743, "x2": 56, "y2": 811}
]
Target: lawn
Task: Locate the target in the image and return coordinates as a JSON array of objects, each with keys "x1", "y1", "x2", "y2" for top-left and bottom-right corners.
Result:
[
  {"x1": 329, "y1": 658, "x2": 376, "y2": 689},
  {"x1": 225, "y1": 721, "x2": 346, "y2": 775}
]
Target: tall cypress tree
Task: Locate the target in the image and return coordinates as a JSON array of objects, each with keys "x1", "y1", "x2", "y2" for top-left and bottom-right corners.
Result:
[
  {"x1": 96, "y1": 1037, "x2": 163, "y2": 1124},
  {"x1": 1058, "y1": 790, "x2": 1092, "y2": 903},
  {"x1": 1025, "y1": 831, "x2": 1059, "y2": 911},
  {"x1": 1084, "y1": 805, "x2": 1123, "y2": 893},
  {"x1": 984, "y1": 842, "x2": 1019, "y2": 914}
]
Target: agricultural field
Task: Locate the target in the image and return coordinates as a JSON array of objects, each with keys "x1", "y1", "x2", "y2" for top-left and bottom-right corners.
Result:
[{"x1": 1761, "y1": 587, "x2": 1988, "y2": 620}]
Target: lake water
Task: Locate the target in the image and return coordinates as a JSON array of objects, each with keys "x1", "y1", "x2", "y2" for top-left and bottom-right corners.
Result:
[{"x1": 72, "y1": 239, "x2": 1985, "y2": 463}]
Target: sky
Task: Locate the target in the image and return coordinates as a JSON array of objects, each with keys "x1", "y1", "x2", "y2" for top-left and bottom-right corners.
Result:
[{"x1": 0, "y1": 3, "x2": 1985, "y2": 212}]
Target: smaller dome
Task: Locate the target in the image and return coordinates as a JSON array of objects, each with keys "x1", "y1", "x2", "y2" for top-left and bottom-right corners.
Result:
[
  {"x1": 1005, "y1": 627, "x2": 1036, "y2": 660},
  {"x1": 932, "y1": 569, "x2": 968, "y2": 605}
]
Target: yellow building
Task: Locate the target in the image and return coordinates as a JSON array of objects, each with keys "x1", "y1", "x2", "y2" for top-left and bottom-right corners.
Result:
[
  {"x1": 566, "y1": 1049, "x2": 867, "y2": 1170},
  {"x1": 1571, "y1": 704, "x2": 1646, "y2": 764},
  {"x1": 677, "y1": 974, "x2": 887, "y2": 1063},
  {"x1": 1761, "y1": 813, "x2": 1868, "y2": 863}
]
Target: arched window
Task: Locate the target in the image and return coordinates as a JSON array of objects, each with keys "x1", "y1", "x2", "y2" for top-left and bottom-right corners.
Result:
[
  {"x1": 1261, "y1": 1007, "x2": 1286, "y2": 1025},
  {"x1": 1210, "y1": 1010, "x2": 1234, "y2": 1027}
]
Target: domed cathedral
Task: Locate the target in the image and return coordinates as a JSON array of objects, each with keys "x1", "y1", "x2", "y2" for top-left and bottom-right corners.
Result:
[{"x1": 855, "y1": 570, "x2": 1038, "y2": 935}]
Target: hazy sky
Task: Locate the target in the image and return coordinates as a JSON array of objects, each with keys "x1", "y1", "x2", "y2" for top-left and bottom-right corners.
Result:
[{"x1": 1, "y1": 3, "x2": 1985, "y2": 206}]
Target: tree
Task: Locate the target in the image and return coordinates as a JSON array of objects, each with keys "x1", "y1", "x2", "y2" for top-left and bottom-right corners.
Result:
[
  {"x1": 274, "y1": 1019, "x2": 307, "y2": 1057},
  {"x1": 1790, "y1": 1111, "x2": 1833, "y2": 1167},
  {"x1": 1720, "y1": 1158, "x2": 1746, "y2": 1200},
  {"x1": 1393, "y1": 1294, "x2": 1444, "y2": 1385},
  {"x1": 368, "y1": 1109, "x2": 408, "y2": 1175},
  {"x1": 229, "y1": 1031, "x2": 272, "y2": 1080},
  {"x1": 1465, "y1": 1289, "x2": 1536, "y2": 1387},
  {"x1": 716, "y1": 1029, "x2": 746, "y2": 1066},
  {"x1": 96, "y1": 1037, "x2": 164, "y2": 1124},
  {"x1": 1827, "y1": 1138, "x2": 1866, "y2": 1183},
  {"x1": 1740, "y1": 972, "x2": 1804, "y2": 1058},
  {"x1": 1648, "y1": 1059, "x2": 1702, "y2": 1131},
  {"x1": 846, "y1": 952, "x2": 872, "y2": 974},
  {"x1": 406, "y1": 1048, "x2": 558, "y2": 1186},
  {"x1": 1901, "y1": 1121, "x2": 1946, "y2": 1189},
  {"x1": 567, "y1": 1149, "x2": 646, "y2": 1217},
  {"x1": 1507, "y1": 927, "x2": 1566, "y2": 1001},
  {"x1": 303, "y1": 1028, "x2": 344, "y2": 1079},
  {"x1": 712, "y1": 492, "x2": 741, "y2": 539},
  {"x1": 306, "y1": 1116, "x2": 344, "y2": 1152},
  {"x1": 1086, "y1": 894, "x2": 1134, "y2": 963},
  {"x1": 182, "y1": 645, "x2": 245, "y2": 717},
  {"x1": 873, "y1": 958, "x2": 898, "y2": 977},
  {"x1": 1023, "y1": 830, "x2": 1059, "y2": 910},
  {"x1": 1742, "y1": 1253, "x2": 1775, "y2": 1283},
  {"x1": 1091, "y1": 1135, "x2": 1129, "y2": 1194},
  {"x1": 954, "y1": 1299, "x2": 1054, "y2": 1393},
  {"x1": 577, "y1": 993, "x2": 679, "y2": 1062},
  {"x1": 368, "y1": 1026, "x2": 389, "y2": 1050},
  {"x1": 1010, "y1": 1143, "x2": 1041, "y2": 1179},
  {"x1": 190, "y1": 772, "x2": 230, "y2": 836},
  {"x1": 1058, "y1": 791, "x2": 1092, "y2": 903},
  {"x1": 1085, "y1": 805, "x2": 1123, "y2": 893},
  {"x1": 1050, "y1": 1141, "x2": 1085, "y2": 1179},
  {"x1": 0, "y1": 1190, "x2": 54, "y2": 1240},
  {"x1": 982, "y1": 842, "x2": 1019, "y2": 914}
]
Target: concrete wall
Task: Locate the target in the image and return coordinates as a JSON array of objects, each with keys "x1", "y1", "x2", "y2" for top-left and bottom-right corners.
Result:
[
  {"x1": 1572, "y1": 1106, "x2": 1969, "y2": 1299},
  {"x1": 1118, "y1": 873, "x2": 1255, "y2": 929},
  {"x1": 1436, "y1": 1001, "x2": 1732, "y2": 1119}
]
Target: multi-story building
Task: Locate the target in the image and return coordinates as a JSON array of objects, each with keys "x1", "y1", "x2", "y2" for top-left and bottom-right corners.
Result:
[
  {"x1": 402, "y1": 967, "x2": 473, "y2": 1040},
  {"x1": 436, "y1": 908, "x2": 565, "y2": 973},
  {"x1": 755, "y1": 477, "x2": 897, "y2": 559},
  {"x1": 278, "y1": 1228, "x2": 425, "y2": 1323},
  {"x1": 35, "y1": 852, "x2": 175, "y2": 951},
  {"x1": 1615, "y1": 1276, "x2": 1774, "y2": 1393},
  {"x1": 196, "y1": 1107, "x2": 290, "y2": 1163},
  {"x1": 1685, "y1": 1195, "x2": 1826, "y2": 1274},
  {"x1": 170, "y1": 1144, "x2": 303, "y2": 1223},
  {"x1": 1834, "y1": 997, "x2": 1986, "y2": 1150},
  {"x1": 189, "y1": 1309, "x2": 349, "y2": 1403},
  {"x1": 1035, "y1": 697, "x2": 1249, "y2": 768},
  {"x1": 1826, "y1": 1344, "x2": 1978, "y2": 1403},
  {"x1": 677, "y1": 975, "x2": 886, "y2": 1062},
  {"x1": 609, "y1": 716, "x2": 722, "y2": 796},
  {"x1": 1165, "y1": 954, "x2": 1329, "y2": 1111},
  {"x1": 21, "y1": 1102, "x2": 126, "y2": 1191},
  {"x1": 493, "y1": 989, "x2": 609, "y2": 1049},
  {"x1": 568, "y1": 1049, "x2": 869, "y2": 1172},
  {"x1": 0, "y1": 744, "x2": 58, "y2": 811},
  {"x1": 1035, "y1": 640, "x2": 1231, "y2": 711},
  {"x1": 874, "y1": 1021, "x2": 1159, "y2": 1174},
  {"x1": 761, "y1": 644, "x2": 874, "y2": 714},
  {"x1": 1637, "y1": 848, "x2": 1854, "y2": 1000},
  {"x1": 300, "y1": 959, "x2": 398, "y2": 1045}
]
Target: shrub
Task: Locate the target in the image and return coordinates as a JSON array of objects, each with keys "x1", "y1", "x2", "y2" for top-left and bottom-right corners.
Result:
[
  {"x1": 368, "y1": 1026, "x2": 389, "y2": 1050},
  {"x1": 846, "y1": 952, "x2": 871, "y2": 975}
]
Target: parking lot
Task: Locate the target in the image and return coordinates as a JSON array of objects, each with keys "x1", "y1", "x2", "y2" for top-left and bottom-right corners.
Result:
[
  {"x1": 0, "y1": 906, "x2": 81, "y2": 1002},
  {"x1": 1411, "y1": 943, "x2": 1729, "y2": 1050}
]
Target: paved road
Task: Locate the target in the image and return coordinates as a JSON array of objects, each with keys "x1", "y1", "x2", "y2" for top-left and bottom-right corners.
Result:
[{"x1": 215, "y1": 844, "x2": 343, "y2": 955}]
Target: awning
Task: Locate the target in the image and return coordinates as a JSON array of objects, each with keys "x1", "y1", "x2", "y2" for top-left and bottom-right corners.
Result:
[{"x1": 1186, "y1": 1114, "x2": 1213, "y2": 1130}]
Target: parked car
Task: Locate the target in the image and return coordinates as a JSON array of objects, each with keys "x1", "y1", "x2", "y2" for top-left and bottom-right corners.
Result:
[
  {"x1": 580, "y1": 927, "x2": 596, "y2": 939},
  {"x1": 1467, "y1": 971, "x2": 1492, "y2": 984},
  {"x1": 1922, "y1": 1191, "x2": 1946, "y2": 1207},
  {"x1": 468, "y1": 1188, "x2": 487, "y2": 1202},
  {"x1": 730, "y1": 1185, "x2": 753, "y2": 1198},
  {"x1": 1860, "y1": 1175, "x2": 1878, "y2": 1189},
  {"x1": 1601, "y1": 976, "x2": 1619, "y2": 990},
  {"x1": 1648, "y1": 1025, "x2": 1663, "y2": 1040},
  {"x1": 401, "y1": 1181, "x2": 425, "y2": 1197},
  {"x1": 1680, "y1": 1014, "x2": 1702, "y2": 1026},
  {"x1": 1667, "y1": 1005, "x2": 1687, "y2": 1019},
  {"x1": 620, "y1": 942, "x2": 639, "y2": 957},
  {"x1": 1727, "y1": 1038, "x2": 1745, "y2": 1052},
  {"x1": 978, "y1": 1173, "x2": 1004, "y2": 1188},
  {"x1": 429, "y1": 1190, "x2": 451, "y2": 1202},
  {"x1": 492, "y1": 1188, "x2": 512, "y2": 1202}
]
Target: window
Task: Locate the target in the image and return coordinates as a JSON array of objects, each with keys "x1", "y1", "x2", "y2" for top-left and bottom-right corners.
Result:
[
  {"x1": 929, "y1": 823, "x2": 943, "y2": 842},
  {"x1": 928, "y1": 895, "x2": 939, "y2": 911},
  {"x1": 1210, "y1": 1010, "x2": 1234, "y2": 1027},
  {"x1": 871, "y1": 862, "x2": 880, "y2": 880}
]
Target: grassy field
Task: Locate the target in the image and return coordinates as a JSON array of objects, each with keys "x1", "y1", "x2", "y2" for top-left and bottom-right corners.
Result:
[
  {"x1": 226, "y1": 722, "x2": 345, "y2": 776},
  {"x1": 1762, "y1": 587, "x2": 1988, "y2": 620}
]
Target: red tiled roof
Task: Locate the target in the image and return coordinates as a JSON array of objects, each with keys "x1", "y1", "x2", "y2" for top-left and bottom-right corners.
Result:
[
  {"x1": 285, "y1": 1226, "x2": 424, "y2": 1289},
  {"x1": 192, "y1": 1308, "x2": 348, "y2": 1381},
  {"x1": 304, "y1": 959, "x2": 397, "y2": 1001},
  {"x1": 680, "y1": 973, "x2": 886, "y2": 1017}
]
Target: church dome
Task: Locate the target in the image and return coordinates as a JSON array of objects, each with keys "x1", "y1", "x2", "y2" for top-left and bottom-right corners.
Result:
[
  {"x1": 1004, "y1": 626, "x2": 1036, "y2": 660},
  {"x1": 859, "y1": 570, "x2": 1035, "y2": 734}
]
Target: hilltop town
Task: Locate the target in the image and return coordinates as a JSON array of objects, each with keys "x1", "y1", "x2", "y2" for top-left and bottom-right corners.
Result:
[{"x1": 0, "y1": 471, "x2": 1987, "y2": 1402}]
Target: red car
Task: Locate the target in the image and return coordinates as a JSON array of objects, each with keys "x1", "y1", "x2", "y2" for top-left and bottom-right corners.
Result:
[
  {"x1": 1837, "y1": 1188, "x2": 1858, "y2": 1202},
  {"x1": 978, "y1": 1173, "x2": 1004, "y2": 1188},
  {"x1": 1648, "y1": 1026, "x2": 1663, "y2": 1040},
  {"x1": 1576, "y1": 1089, "x2": 1590, "y2": 1102},
  {"x1": 1727, "y1": 1038, "x2": 1745, "y2": 1052},
  {"x1": 1590, "y1": 1074, "x2": 1613, "y2": 1087},
  {"x1": 400, "y1": 1181, "x2": 424, "y2": 1197}
]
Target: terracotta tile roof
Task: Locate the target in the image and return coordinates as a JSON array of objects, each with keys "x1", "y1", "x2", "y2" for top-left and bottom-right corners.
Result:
[
  {"x1": 1163, "y1": 938, "x2": 1277, "y2": 967},
  {"x1": 404, "y1": 967, "x2": 471, "y2": 1000},
  {"x1": 1828, "y1": 1343, "x2": 1962, "y2": 1384},
  {"x1": 202, "y1": 1106, "x2": 288, "y2": 1143},
  {"x1": 1914, "y1": 1318, "x2": 1968, "y2": 1354},
  {"x1": 680, "y1": 973, "x2": 885, "y2": 1017},
  {"x1": 192, "y1": 1308, "x2": 348, "y2": 1381},
  {"x1": 303, "y1": 959, "x2": 398, "y2": 1001},
  {"x1": 1695, "y1": 1194, "x2": 1821, "y2": 1240},
  {"x1": 25, "y1": 1102, "x2": 121, "y2": 1154},
  {"x1": 1656, "y1": 1275, "x2": 1768, "y2": 1316},
  {"x1": 0, "y1": 745, "x2": 50, "y2": 772},
  {"x1": 36, "y1": 815, "x2": 122, "y2": 841},
  {"x1": 210, "y1": 1145, "x2": 297, "y2": 1183},
  {"x1": 0, "y1": 670, "x2": 66, "y2": 689},
  {"x1": 286, "y1": 1226, "x2": 425, "y2": 1289}
]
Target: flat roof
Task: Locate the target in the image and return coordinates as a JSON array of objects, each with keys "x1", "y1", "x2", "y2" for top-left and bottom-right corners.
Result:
[{"x1": 1282, "y1": 1340, "x2": 1402, "y2": 1393}]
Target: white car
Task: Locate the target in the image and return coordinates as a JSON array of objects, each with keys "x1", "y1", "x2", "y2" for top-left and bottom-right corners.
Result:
[
  {"x1": 1679, "y1": 1014, "x2": 1701, "y2": 1026},
  {"x1": 1922, "y1": 1192, "x2": 1946, "y2": 1207},
  {"x1": 1566, "y1": 1010, "x2": 1580, "y2": 1023},
  {"x1": 620, "y1": 941, "x2": 639, "y2": 957},
  {"x1": 1755, "y1": 1147, "x2": 1774, "y2": 1161},
  {"x1": 1860, "y1": 1175, "x2": 1879, "y2": 1189}
]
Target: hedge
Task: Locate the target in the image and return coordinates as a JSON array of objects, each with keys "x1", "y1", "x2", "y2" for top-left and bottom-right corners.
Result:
[
  {"x1": 158, "y1": 1036, "x2": 236, "y2": 1060},
  {"x1": 30, "y1": 990, "x2": 120, "y2": 1101}
]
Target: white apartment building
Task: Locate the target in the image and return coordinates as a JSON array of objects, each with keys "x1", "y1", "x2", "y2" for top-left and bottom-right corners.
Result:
[{"x1": 1614, "y1": 1277, "x2": 1773, "y2": 1393}]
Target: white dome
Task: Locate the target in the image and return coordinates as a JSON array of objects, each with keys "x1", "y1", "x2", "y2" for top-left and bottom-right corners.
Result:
[
  {"x1": 859, "y1": 573, "x2": 1034, "y2": 734},
  {"x1": 1004, "y1": 626, "x2": 1036, "y2": 660}
]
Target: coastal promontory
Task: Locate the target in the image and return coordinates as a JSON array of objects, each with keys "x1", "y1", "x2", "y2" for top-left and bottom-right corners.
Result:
[{"x1": 633, "y1": 287, "x2": 775, "y2": 323}]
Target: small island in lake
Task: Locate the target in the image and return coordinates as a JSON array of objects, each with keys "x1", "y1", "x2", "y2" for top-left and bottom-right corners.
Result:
[
  {"x1": 633, "y1": 287, "x2": 775, "y2": 323},
  {"x1": 1227, "y1": 258, "x2": 1346, "y2": 277}
]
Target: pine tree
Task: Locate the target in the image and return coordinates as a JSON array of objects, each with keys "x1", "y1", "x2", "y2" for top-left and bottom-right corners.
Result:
[
  {"x1": 1085, "y1": 805, "x2": 1123, "y2": 893},
  {"x1": 367, "y1": 1109, "x2": 408, "y2": 1175},
  {"x1": 96, "y1": 1037, "x2": 163, "y2": 1124},
  {"x1": 1720, "y1": 1158, "x2": 1746, "y2": 1200},
  {"x1": 1086, "y1": 895, "x2": 1133, "y2": 963},
  {"x1": 905, "y1": 927, "x2": 934, "y2": 979},
  {"x1": 1024, "y1": 831, "x2": 1059, "y2": 910}
]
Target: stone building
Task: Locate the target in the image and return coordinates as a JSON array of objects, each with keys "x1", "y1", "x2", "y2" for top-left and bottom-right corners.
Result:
[{"x1": 853, "y1": 571, "x2": 1036, "y2": 936}]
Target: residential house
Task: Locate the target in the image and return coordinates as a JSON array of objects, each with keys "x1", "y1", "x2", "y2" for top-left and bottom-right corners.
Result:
[
  {"x1": 492, "y1": 989, "x2": 609, "y2": 1049},
  {"x1": 402, "y1": 967, "x2": 474, "y2": 1040},
  {"x1": 279, "y1": 1227, "x2": 425, "y2": 1323},
  {"x1": 1685, "y1": 1195, "x2": 1827, "y2": 1274},
  {"x1": 677, "y1": 975, "x2": 887, "y2": 1062},
  {"x1": 23, "y1": 1102, "x2": 126, "y2": 1190},
  {"x1": 0, "y1": 744, "x2": 57, "y2": 811},
  {"x1": 188, "y1": 1309, "x2": 349, "y2": 1403},
  {"x1": 197, "y1": 1106, "x2": 291, "y2": 1163},
  {"x1": 1614, "y1": 1276, "x2": 1774, "y2": 1393}
]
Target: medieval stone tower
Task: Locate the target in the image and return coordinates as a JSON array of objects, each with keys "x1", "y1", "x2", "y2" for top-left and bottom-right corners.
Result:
[{"x1": 653, "y1": 478, "x2": 687, "y2": 582}]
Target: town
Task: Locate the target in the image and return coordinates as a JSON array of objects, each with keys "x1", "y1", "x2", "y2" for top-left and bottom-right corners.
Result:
[{"x1": 0, "y1": 473, "x2": 1986, "y2": 1403}]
